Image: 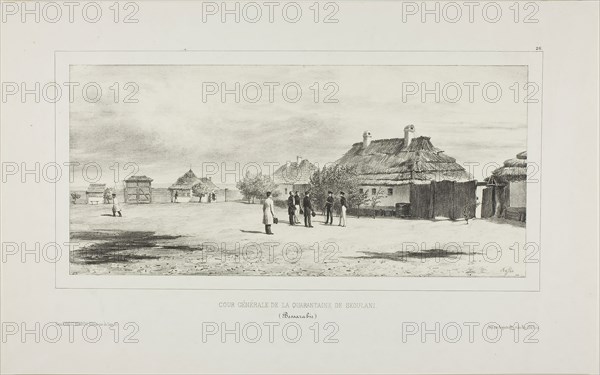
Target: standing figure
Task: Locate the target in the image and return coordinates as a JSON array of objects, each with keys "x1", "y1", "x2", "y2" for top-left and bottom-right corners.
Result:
[
  {"x1": 212, "y1": 192, "x2": 216, "y2": 202},
  {"x1": 112, "y1": 193, "x2": 122, "y2": 217},
  {"x1": 325, "y1": 191, "x2": 334, "y2": 225},
  {"x1": 287, "y1": 191, "x2": 296, "y2": 225},
  {"x1": 464, "y1": 197, "x2": 480, "y2": 224},
  {"x1": 262, "y1": 191, "x2": 276, "y2": 235},
  {"x1": 338, "y1": 191, "x2": 347, "y2": 227},
  {"x1": 303, "y1": 191, "x2": 314, "y2": 228},
  {"x1": 293, "y1": 191, "x2": 301, "y2": 224},
  {"x1": 174, "y1": 191, "x2": 178, "y2": 203}
]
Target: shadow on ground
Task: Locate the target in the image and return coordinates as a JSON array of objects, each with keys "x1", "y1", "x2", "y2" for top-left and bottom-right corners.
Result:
[
  {"x1": 350, "y1": 249, "x2": 468, "y2": 262},
  {"x1": 70, "y1": 230, "x2": 199, "y2": 264}
]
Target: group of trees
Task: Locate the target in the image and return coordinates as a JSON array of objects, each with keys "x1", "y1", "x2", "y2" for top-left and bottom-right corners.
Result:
[
  {"x1": 309, "y1": 165, "x2": 369, "y2": 212},
  {"x1": 235, "y1": 165, "x2": 385, "y2": 217},
  {"x1": 309, "y1": 165, "x2": 386, "y2": 217},
  {"x1": 236, "y1": 173, "x2": 279, "y2": 203}
]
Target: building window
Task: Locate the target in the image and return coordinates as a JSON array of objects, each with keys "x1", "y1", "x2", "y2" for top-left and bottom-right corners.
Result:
[
  {"x1": 388, "y1": 188, "x2": 393, "y2": 196},
  {"x1": 359, "y1": 188, "x2": 364, "y2": 194},
  {"x1": 371, "y1": 188, "x2": 377, "y2": 195}
]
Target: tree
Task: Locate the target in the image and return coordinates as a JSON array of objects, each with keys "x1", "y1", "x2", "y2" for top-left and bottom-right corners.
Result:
[
  {"x1": 351, "y1": 189, "x2": 370, "y2": 218},
  {"x1": 192, "y1": 182, "x2": 210, "y2": 202},
  {"x1": 236, "y1": 173, "x2": 254, "y2": 203},
  {"x1": 70, "y1": 192, "x2": 81, "y2": 204},
  {"x1": 236, "y1": 172, "x2": 279, "y2": 203},
  {"x1": 309, "y1": 164, "x2": 365, "y2": 214},
  {"x1": 369, "y1": 187, "x2": 386, "y2": 218},
  {"x1": 103, "y1": 188, "x2": 113, "y2": 204}
]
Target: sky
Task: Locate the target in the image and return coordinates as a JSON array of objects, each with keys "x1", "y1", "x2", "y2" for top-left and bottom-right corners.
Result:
[{"x1": 70, "y1": 65, "x2": 527, "y2": 188}]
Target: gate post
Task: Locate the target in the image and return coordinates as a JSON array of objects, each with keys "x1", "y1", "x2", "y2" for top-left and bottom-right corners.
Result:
[
  {"x1": 429, "y1": 181, "x2": 435, "y2": 219},
  {"x1": 450, "y1": 181, "x2": 456, "y2": 220}
]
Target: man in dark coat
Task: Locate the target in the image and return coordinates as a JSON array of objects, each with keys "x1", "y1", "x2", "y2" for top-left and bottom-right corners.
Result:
[
  {"x1": 303, "y1": 191, "x2": 314, "y2": 228},
  {"x1": 325, "y1": 191, "x2": 334, "y2": 225},
  {"x1": 287, "y1": 191, "x2": 296, "y2": 225}
]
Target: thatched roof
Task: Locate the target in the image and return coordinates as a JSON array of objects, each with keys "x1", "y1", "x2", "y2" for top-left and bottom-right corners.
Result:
[
  {"x1": 124, "y1": 175, "x2": 153, "y2": 182},
  {"x1": 168, "y1": 169, "x2": 218, "y2": 190},
  {"x1": 86, "y1": 183, "x2": 106, "y2": 193},
  {"x1": 273, "y1": 160, "x2": 318, "y2": 185},
  {"x1": 336, "y1": 136, "x2": 472, "y2": 185},
  {"x1": 488, "y1": 151, "x2": 527, "y2": 184}
]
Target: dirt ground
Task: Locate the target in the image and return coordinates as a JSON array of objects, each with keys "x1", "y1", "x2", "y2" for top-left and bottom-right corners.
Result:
[{"x1": 70, "y1": 201, "x2": 527, "y2": 277}]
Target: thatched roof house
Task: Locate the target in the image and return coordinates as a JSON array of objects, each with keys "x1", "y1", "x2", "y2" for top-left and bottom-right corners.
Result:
[
  {"x1": 168, "y1": 169, "x2": 218, "y2": 202},
  {"x1": 273, "y1": 156, "x2": 318, "y2": 196},
  {"x1": 336, "y1": 126, "x2": 472, "y2": 185},
  {"x1": 481, "y1": 151, "x2": 527, "y2": 222},
  {"x1": 333, "y1": 126, "x2": 476, "y2": 216},
  {"x1": 169, "y1": 169, "x2": 218, "y2": 191},
  {"x1": 487, "y1": 150, "x2": 527, "y2": 185},
  {"x1": 273, "y1": 156, "x2": 318, "y2": 185}
]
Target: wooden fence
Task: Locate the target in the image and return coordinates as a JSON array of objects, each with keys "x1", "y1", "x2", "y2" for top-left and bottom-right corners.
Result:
[{"x1": 345, "y1": 180, "x2": 477, "y2": 220}]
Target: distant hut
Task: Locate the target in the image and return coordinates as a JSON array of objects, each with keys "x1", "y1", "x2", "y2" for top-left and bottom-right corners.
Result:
[
  {"x1": 168, "y1": 169, "x2": 218, "y2": 202},
  {"x1": 336, "y1": 126, "x2": 476, "y2": 219},
  {"x1": 86, "y1": 183, "x2": 106, "y2": 205},
  {"x1": 124, "y1": 175, "x2": 153, "y2": 204},
  {"x1": 482, "y1": 151, "x2": 527, "y2": 222},
  {"x1": 272, "y1": 156, "x2": 318, "y2": 197}
]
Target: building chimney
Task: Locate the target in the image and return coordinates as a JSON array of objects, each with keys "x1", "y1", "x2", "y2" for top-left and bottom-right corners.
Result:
[
  {"x1": 403, "y1": 125, "x2": 415, "y2": 149},
  {"x1": 296, "y1": 156, "x2": 303, "y2": 164},
  {"x1": 362, "y1": 131, "x2": 372, "y2": 148}
]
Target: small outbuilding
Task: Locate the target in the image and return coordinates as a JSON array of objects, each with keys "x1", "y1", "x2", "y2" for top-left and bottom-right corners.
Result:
[
  {"x1": 124, "y1": 175, "x2": 153, "y2": 204},
  {"x1": 482, "y1": 151, "x2": 527, "y2": 222},
  {"x1": 86, "y1": 183, "x2": 106, "y2": 205}
]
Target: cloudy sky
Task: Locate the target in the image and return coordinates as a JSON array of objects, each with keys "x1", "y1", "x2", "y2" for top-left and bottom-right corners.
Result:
[{"x1": 70, "y1": 65, "x2": 527, "y2": 187}]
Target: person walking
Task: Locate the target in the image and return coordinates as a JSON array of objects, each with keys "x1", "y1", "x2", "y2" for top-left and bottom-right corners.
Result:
[
  {"x1": 303, "y1": 191, "x2": 314, "y2": 228},
  {"x1": 174, "y1": 191, "x2": 178, "y2": 203},
  {"x1": 262, "y1": 191, "x2": 276, "y2": 235},
  {"x1": 112, "y1": 193, "x2": 122, "y2": 217},
  {"x1": 293, "y1": 191, "x2": 301, "y2": 224},
  {"x1": 338, "y1": 191, "x2": 347, "y2": 227},
  {"x1": 287, "y1": 191, "x2": 296, "y2": 225},
  {"x1": 325, "y1": 191, "x2": 334, "y2": 225}
]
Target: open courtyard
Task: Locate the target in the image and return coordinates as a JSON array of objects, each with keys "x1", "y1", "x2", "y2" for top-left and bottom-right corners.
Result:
[{"x1": 70, "y1": 201, "x2": 527, "y2": 277}]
